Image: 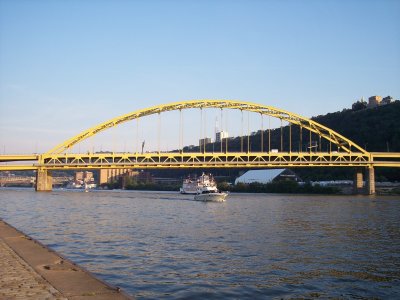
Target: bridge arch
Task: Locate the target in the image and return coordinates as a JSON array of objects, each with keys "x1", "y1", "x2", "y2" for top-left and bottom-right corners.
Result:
[{"x1": 45, "y1": 100, "x2": 368, "y2": 155}]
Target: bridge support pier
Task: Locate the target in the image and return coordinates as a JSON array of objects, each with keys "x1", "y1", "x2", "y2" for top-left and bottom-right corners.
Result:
[
  {"x1": 35, "y1": 169, "x2": 53, "y2": 192},
  {"x1": 366, "y1": 166, "x2": 375, "y2": 195},
  {"x1": 353, "y1": 167, "x2": 375, "y2": 195},
  {"x1": 353, "y1": 168, "x2": 364, "y2": 194}
]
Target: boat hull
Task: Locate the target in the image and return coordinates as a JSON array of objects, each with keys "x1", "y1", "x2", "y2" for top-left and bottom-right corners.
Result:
[{"x1": 193, "y1": 193, "x2": 228, "y2": 202}]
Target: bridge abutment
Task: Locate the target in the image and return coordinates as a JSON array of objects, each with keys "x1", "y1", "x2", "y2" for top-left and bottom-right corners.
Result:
[{"x1": 35, "y1": 169, "x2": 53, "y2": 192}]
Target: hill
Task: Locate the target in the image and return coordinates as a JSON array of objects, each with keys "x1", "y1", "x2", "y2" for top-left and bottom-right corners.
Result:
[
  {"x1": 299, "y1": 101, "x2": 400, "y2": 181},
  {"x1": 312, "y1": 101, "x2": 400, "y2": 152},
  {"x1": 177, "y1": 101, "x2": 400, "y2": 181}
]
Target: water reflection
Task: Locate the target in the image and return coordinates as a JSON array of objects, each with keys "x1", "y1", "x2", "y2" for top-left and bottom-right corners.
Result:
[{"x1": 0, "y1": 188, "x2": 399, "y2": 299}]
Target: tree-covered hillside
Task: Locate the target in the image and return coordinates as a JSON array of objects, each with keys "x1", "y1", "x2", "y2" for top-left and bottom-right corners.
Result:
[
  {"x1": 313, "y1": 101, "x2": 400, "y2": 152},
  {"x1": 177, "y1": 101, "x2": 400, "y2": 181}
]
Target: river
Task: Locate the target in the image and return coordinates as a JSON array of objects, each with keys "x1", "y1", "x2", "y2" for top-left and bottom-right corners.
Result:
[{"x1": 0, "y1": 188, "x2": 399, "y2": 299}]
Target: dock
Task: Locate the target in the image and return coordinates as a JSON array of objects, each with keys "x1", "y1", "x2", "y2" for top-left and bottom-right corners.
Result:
[{"x1": 0, "y1": 219, "x2": 132, "y2": 299}]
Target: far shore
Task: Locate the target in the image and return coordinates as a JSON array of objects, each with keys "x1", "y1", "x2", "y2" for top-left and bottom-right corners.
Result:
[{"x1": 2, "y1": 184, "x2": 400, "y2": 195}]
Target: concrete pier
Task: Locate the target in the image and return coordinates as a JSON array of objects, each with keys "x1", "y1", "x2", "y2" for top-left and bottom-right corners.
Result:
[
  {"x1": 366, "y1": 166, "x2": 376, "y2": 195},
  {"x1": 353, "y1": 167, "x2": 376, "y2": 195},
  {"x1": 35, "y1": 168, "x2": 53, "y2": 191},
  {"x1": 353, "y1": 168, "x2": 364, "y2": 194},
  {"x1": 0, "y1": 219, "x2": 133, "y2": 299}
]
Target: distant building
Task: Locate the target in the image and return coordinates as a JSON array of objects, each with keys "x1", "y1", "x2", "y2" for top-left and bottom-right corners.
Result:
[
  {"x1": 74, "y1": 171, "x2": 94, "y2": 184},
  {"x1": 234, "y1": 169, "x2": 301, "y2": 185},
  {"x1": 199, "y1": 138, "x2": 212, "y2": 147},
  {"x1": 215, "y1": 131, "x2": 229, "y2": 142},
  {"x1": 75, "y1": 171, "x2": 84, "y2": 182},
  {"x1": 153, "y1": 177, "x2": 181, "y2": 185},
  {"x1": 72, "y1": 171, "x2": 95, "y2": 188},
  {"x1": 99, "y1": 169, "x2": 138, "y2": 184},
  {"x1": 134, "y1": 171, "x2": 154, "y2": 184},
  {"x1": 367, "y1": 95, "x2": 382, "y2": 108}
]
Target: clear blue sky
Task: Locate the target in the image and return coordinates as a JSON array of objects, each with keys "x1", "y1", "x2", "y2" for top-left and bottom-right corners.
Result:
[{"x1": 0, "y1": 0, "x2": 399, "y2": 153}]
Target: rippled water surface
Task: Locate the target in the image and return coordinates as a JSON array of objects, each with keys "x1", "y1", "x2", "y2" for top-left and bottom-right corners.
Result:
[{"x1": 1, "y1": 188, "x2": 399, "y2": 299}]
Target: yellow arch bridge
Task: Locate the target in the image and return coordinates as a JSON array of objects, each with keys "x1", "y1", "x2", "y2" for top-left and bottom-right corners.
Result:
[{"x1": 1, "y1": 100, "x2": 400, "y2": 194}]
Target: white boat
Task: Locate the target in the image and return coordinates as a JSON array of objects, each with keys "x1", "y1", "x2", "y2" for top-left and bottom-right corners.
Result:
[
  {"x1": 194, "y1": 191, "x2": 228, "y2": 202},
  {"x1": 180, "y1": 173, "x2": 218, "y2": 194}
]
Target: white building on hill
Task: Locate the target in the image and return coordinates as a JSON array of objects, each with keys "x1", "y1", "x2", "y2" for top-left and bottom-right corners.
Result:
[{"x1": 216, "y1": 131, "x2": 229, "y2": 142}]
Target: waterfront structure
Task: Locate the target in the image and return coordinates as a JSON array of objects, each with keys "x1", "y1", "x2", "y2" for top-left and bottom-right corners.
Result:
[
  {"x1": 99, "y1": 169, "x2": 138, "y2": 184},
  {"x1": 75, "y1": 171, "x2": 94, "y2": 183},
  {"x1": 71, "y1": 171, "x2": 96, "y2": 188},
  {"x1": 1, "y1": 99, "x2": 400, "y2": 194},
  {"x1": 0, "y1": 175, "x2": 35, "y2": 187},
  {"x1": 235, "y1": 169, "x2": 300, "y2": 185},
  {"x1": 99, "y1": 169, "x2": 163, "y2": 188}
]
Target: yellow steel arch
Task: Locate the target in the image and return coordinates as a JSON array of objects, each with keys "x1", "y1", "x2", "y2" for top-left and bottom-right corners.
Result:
[{"x1": 45, "y1": 100, "x2": 368, "y2": 155}]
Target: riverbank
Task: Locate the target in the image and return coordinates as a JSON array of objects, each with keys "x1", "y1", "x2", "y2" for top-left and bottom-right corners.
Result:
[{"x1": 0, "y1": 219, "x2": 133, "y2": 300}]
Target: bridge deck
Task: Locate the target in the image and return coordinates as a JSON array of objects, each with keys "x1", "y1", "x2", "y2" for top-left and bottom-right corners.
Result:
[
  {"x1": 1, "y1": 152, "x2": 400, "y2": 171},
  {"x1": 0, "y1": 154, "x2": 39, "y2": 162}
]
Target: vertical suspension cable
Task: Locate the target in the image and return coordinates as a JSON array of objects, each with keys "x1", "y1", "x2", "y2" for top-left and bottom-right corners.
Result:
[
  {"x1": 204, "y1": 109, "x2": 207, "y2": 153},
  {"x1": 89, "y1": 134, "x2": 92, "y2": 154},
  {"x1": 241, "y1": 110, "x2": 244, "y2": 152},
  {"x1": 309, "y1": 129, "x2": 312, "y2": 153},
  {"x1": 213, "y1": 115, "x2": 216, "y2": 153},
  {"x1": 289, "y1": 122, "x2": 292, "y2": 153},
  {"x1": 261, "y1": 113, "x2": 264, "y2": 153},
  {"x1": 136, "y1": 117, "x2": 139, "y2": 154},
  {"x1": 247, "y1": 111, "x2": 250, "y2": 153},
  {"x1": 220, "y1": 108, "x2": 223, "y2": 153},
  {"x1": 268, "y1": 115, "x2": 271, "y2": 152},
  {"x1": 319, "y1": 135, "x2": 322, "y2": 152},
  {"x1": 178, "y1": 110, "x2": 181, "y2": 151},
  {"x1": 200, "y1": 108, "x2": 203, "y2": 153},
  {"x1": 158, "y1": 112, "x2": 161, "y2": 153},
  {"x1": 300, "y1": 126, "x2": 303, "y2": 152},
  {"x1": 179, "y1": 109, "x2": 182, "y2": 152},
  {"x1": 280, "y1": 119, "x2": 283, "y2": 152},
  {"x1": 112, "y1": 123, "x2": 115, "y2": 154},
  {"x1": 225, "y1": 109, "x2": 228, "y2": 153}
]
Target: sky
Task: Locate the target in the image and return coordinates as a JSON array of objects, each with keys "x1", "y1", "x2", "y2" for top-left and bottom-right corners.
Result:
[{"x1": 0, "y1": 0, "x2": 399, "y2": 154}]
